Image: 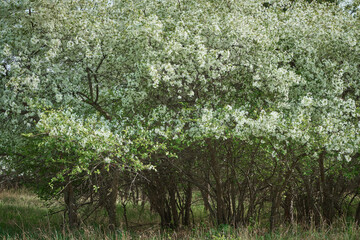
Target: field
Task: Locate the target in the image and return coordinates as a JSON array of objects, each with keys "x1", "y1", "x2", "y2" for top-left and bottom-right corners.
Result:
[{"x1": 1, "y1": 188, "x2": 360, "y2": 240}]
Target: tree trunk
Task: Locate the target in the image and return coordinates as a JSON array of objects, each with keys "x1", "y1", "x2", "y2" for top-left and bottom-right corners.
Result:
[
  {"x1": 318, "y1": 151, "x2": 334, "y2": 223},
  {"x1": 283, "y1": 187, "x2": 294, "y2": 224},
  {"x1": 269, "y1": 188, "x2": 280, "y2": 231},
  {"x1": 103, "y1": 165, "x2": 119, "y2": 231},
  {"x1": 183, "y1": 182, "x2": 193, "y2": 226},
  {"x1": 64, "y1": 179, "x2": 78, "y2": 229},
  {"x1": 208, "y1": 139, "x2": 226, "y2": 225},
  {"x1": 169, "y1": 186, "x2": 179, "y2": 229},
  {"x1": 355, "y1": 200, "x2": 360, "y2": 224}
]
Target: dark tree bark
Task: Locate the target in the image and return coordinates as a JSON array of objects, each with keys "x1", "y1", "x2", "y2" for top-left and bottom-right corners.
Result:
[
  {"x1": 283, "y1": 187, "x2": 294, "y2": 224},
  {"x1": 207, "y1": 139, "x2": 226, "y2": 225},
  {"x1": 99, "y1": 164, "x2": 120, "y2": 231},
  {"x1": 269, "y1": 188, "x2": 281, "y2": 231},
  {"x1": 169, "y1": 186, "x2": 179, "y2": 228},
  {"x1": 183, "y1": 182, "x2": 193, "y2": 226},
  {"x1": 318, "y1": 151, "x2": 335, "y2": 223},
  {"x1": 355, "y1": 200, "x2": 360, "y2": 224},
  {"x1": 64, "y1": 179, "x2": 78, "y2": 229}
]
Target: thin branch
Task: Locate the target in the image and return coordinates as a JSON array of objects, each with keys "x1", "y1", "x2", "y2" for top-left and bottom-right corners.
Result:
[
  {"x1": 76, "y1": 91, "x2": 91, "y2": 104},
  {"x1": 93, "y1": 74, "x2": 99, "y2": 104},
  {"x1": 86, "y1": 67, "x2": 94, "y2": 101},
  {"x1": 95, "y1": 55, "x2": 107, "y2": 73}
]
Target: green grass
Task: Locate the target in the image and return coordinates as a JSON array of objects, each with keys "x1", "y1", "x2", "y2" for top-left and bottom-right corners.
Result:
[
  {"x1": 0, "y1": 189, "x2": 60, "y2": 236},
  {"x1": 1, "y1": 189, "x2": 360, "y2": 239}
]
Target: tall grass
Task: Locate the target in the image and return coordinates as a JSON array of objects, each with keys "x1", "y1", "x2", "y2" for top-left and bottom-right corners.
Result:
[{"x1": 1, "y1": 189, "x2": 359, "y2": 239}]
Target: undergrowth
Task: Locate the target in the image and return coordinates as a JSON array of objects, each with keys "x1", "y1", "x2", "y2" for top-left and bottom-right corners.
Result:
[{"x1": 1, "y1": 189, "x2": 359, "y2": 239}]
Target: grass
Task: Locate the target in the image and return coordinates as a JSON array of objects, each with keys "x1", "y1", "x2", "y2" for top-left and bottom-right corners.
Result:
[
  {"x1": 1, "y1": 188, "x2": 360, "y2": 239},
  {"x1": 0, "y1": 188, "x2": 61, "y2": 237}
]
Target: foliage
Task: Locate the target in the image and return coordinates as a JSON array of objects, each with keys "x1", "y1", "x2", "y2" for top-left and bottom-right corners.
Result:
[{"x1": 1, "y1": 0, "x2": 360, "y2": 230}]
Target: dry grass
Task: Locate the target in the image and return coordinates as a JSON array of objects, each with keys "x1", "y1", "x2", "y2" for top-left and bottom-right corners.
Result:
[{"x1": 1, "y1": 188, "x2": 360, "y2": 239}]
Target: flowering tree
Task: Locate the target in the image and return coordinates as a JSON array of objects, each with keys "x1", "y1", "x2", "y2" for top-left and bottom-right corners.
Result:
[{"x1": 1, "y1": 0, "x2": 359, "y2": 229}]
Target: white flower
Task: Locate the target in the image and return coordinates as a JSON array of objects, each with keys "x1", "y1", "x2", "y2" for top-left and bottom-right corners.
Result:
[
  {"x1": 67, "y1": 41, "x2": 74, "y2": 48},
  {"x1": 321, "y1": 99, "x2": 328, "y2": 106},
  {"x1": 253, "y1": 74, "x2": 261, "y2": 81},
  {"x1": 301, "y1": 96, "x2": 313, "y2": 107},
  {"x1": 104, "y1": 157, "x2": 111, "y2": 164}
]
